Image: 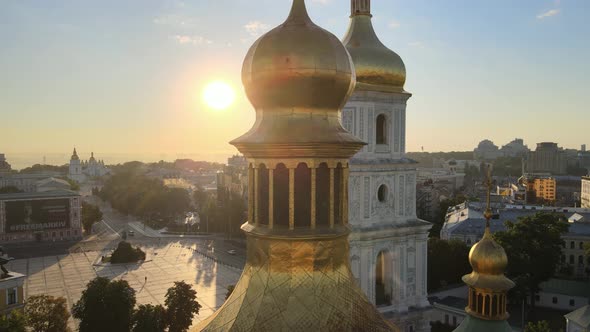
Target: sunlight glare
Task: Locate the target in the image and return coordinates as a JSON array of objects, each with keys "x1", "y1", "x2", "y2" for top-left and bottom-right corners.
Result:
[{"x1": 202, "y1": 81, "x2": 235, "y2": 111}]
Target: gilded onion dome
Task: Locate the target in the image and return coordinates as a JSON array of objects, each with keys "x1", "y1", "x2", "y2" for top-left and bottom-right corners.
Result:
[
  {"x1": 233, "y1": 0, "x2": 364, "y2": 159},
  {"x1": 343, "y1": 0, "x2": 407, "y2": 93},
  {"x1": 71, "y1": 148, "x2": 79, "y2": 161}
]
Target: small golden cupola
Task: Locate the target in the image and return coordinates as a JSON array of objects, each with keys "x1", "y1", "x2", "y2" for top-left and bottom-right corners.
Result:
[
  {"x1": 343, "y1": 0, "x2": 407, "y2": 93},
  {"x1": 454, "y1": 167, "x2": 515, "y2": 332},
  {"x1": 71, "y1": 148, "x2": 79, "y2": 161}
]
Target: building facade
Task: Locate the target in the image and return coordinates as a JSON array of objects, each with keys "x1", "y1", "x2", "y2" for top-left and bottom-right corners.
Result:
[
  {"x1": 0, "y1": 271, "x2": 25, "y2": 315},
  {"x1": 0, "y1": 190, "x2": 82, "y2": 243},
  {"x1": 474, "y1": 140, "x2": 503, "y2": 160},
  {"x1": 582, "y1": 176, "x2": 590, "y2": 209},
  {"x1": 527, "y1": 142, "x2": 568, "y2": 175},
  {"x1": 342, "y1": 1, "x2": 431, "y2": 330},
  {"x1": 68, "y1": 149, "x2": 109, "y2": 182}
]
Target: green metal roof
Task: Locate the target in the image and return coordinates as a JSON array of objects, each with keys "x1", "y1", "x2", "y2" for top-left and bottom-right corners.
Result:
[{"x1": 453, "y1": 315, "x2": 514, "y2": 332}]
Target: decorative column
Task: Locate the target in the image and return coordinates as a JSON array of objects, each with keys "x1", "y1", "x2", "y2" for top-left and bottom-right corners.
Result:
[
  {"x1": 289, "y1": 167, "x2": 295, "y2": 230},
  {"x1": 268, "y1": 167, "x2": 274, "y2": 228},
  {"x1": 329, "y1": 167, "x2": 335, "y2": 228},
  {"x1": 311, "y1": 167, "x2": 317, "y2": 229}
]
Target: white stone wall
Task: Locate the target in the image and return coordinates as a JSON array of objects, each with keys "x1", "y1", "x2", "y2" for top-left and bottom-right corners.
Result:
[{"x1": 345, "y1": 90, "x2": 430, "y2": 330}]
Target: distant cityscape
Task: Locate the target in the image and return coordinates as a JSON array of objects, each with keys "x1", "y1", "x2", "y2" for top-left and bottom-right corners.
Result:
[{"x1": 1, "y1": 0, "x2": 589, "y2": 331}]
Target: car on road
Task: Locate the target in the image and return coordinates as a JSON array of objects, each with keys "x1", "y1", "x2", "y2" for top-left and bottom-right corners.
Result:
[
  {"x1": 128, "y1": 230, "x2": 135, "y2": 236},
  {"x1": 227, "y1": 249, "x2": 236, "y2": 255}
]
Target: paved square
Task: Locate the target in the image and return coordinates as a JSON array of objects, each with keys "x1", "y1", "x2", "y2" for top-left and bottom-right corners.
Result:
[{"x1": 7, "y1": 241, "x2": 241, "y2": 330}]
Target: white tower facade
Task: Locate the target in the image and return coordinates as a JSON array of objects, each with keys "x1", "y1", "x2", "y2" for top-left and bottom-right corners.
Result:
[
  {"x1": 68, "y1": 148, "x2": 84, "y2": 183},
  {"x1": 343, "y1": 1, "x2": 431, "y2": 331}
]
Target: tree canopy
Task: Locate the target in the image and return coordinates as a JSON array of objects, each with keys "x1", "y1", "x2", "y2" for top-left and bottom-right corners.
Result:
[
  {"x1": 98, "y1": 170, "x2": 191, "y2": 227},
  {"x1": 24, "y1": 295, "x2": 71, "y2": 332},
  {"x1": 132, "y1": 304, "x2": 168, "y2": 332},
  {"x1": 110, "y1": 241, "x2": 146, "y2": 264},
  {"x1": 427, "y1": 238, "x2": 471, "y2": 292},
  {"x1": 0, "y1": 310, "x2": 26, "y2": 332},
  {"x1": 72, "y1": 277, "x2": 136, "y2": 332},
  {"x1": 493, "y1": 212, "x2": 569, "y2": 307},
  {"x1": 81, "y1": 201, "x2": 103, "y2": 234},
  {"x1": 165, "y1": 281, "x2": 202, "y2": 332}
]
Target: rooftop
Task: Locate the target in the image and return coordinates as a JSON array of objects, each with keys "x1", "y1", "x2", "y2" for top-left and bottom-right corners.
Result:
[
  {"x1": 565, "y1": 305, "x2": 590, "y2": 328},
  {"x1": 0, "y1": 189, "x2": 79, "y2": 201},
  {"x1": 442, "y1": 202, "x2": 590, "y2": 238}
]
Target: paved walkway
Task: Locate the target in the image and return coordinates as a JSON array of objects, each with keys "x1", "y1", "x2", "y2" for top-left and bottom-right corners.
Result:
[{"x1": 7, "y1": 241, "x2": 241, "y2": 330}]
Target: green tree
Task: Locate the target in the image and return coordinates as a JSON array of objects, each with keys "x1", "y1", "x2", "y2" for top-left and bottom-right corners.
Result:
[
  {"x1": 0, "y1": 186, "x2": 22, "y2": 194},
  {"x1": 524, "y1": 321, "x2": 554, "y2": 332},
  {"x1": 494, "y1": 212, "x2": 569, "y2": 309},
  {"x1": 0, "y1": 310, "x2": 26, "y2": 332},
  {"x1": 427, "y1": 238, "x2": 471, "y2": 291},
  {"x1": 81, "y1": 201, "x2": 103, "y2": 234},
  {"x1": 132, "y1": 304, "x2": 168, "y2": 332},
  {"x1": 193, "y1": 187, "x2": 209, "y2": 214},
  {"x1": 110, "y1": 241, "x2": 146, "y2": 264},
  {"x1": 24, "y1": 295, "x2": 71, "y2": 332},
  {"x1": 72, "y1": 277, "x2": 136, "y2": 332},
  {"x1": 165, "y1": 281, "x2": 202, "y2": 332}
]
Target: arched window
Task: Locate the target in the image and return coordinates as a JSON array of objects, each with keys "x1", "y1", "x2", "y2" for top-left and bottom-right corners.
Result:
[
  {"x1": 570, "y1": 255, "x2": 575, "y2": 264},
  {"x1": 378, "y1": 185, "x2": 388, "y2": 202},
  {"x1": 375, "y1": 251, "x2": 392, "y2": 306},
  {"x1": 316, "y1": 163, "x2": 330, "y2": 227},
  {"x1": 580, "y1": 242, "x2": 584, "y2": 250},
  {"x1": 485, "y1": 295, "x2": 491, "y2": 316},
  {"x1": 294, "y1": 163, "x2": 311, "y2": 228},
  {"x1": 579, "y1": 255, "x2": 584, "y2": 265},
  {"x1": 571, "y1": 241, "x2": 575, "y2": 249},
  {"x1": 376, "y1": 114, "x2": 387, "y2": 145},
  {"x1": 258, "y1": 164, "x2": 269, "y2": 225},
  {"x1": 274, "y1": 164, "x2": 289, "y2": 227}
]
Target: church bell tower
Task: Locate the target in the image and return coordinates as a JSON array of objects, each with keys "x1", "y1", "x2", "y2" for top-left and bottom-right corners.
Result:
[{"x1": 194, "y1": 1, "x2": 397, "y2": 331}]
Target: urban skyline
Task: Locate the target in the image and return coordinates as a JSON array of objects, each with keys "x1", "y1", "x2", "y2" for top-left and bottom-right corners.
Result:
[{"x1": 1, "y1": 0, "x2": 589, "y2": 156}]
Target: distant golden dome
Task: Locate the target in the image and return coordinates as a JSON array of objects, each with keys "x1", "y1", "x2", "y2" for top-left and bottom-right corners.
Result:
[
  {"x1": 242, "y1": 0, "x2": 355, "y2": 111},
  {"x1": 343, "y1": 8, "x2": 406, "y2": 92}
]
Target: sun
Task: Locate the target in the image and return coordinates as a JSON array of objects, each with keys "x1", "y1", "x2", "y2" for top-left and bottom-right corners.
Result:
[{"x1": 202, "y1": 81, "x2": 235, "y2": 110}]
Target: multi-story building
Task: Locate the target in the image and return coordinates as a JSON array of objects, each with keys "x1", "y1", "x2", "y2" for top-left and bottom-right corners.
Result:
[
  {"x1": 527, "y1": 142, "x2": 568, "y2": 175},
  {"x1": 532, "y1": 177, "x2": 557, "y2": 203},
  {"x1": 500, "y1": 138, "x2": 530, "y2": 157},
  {"x1": 342, "y1": 1, "x2": 431, "y2": 330},
  {"x1": 0, "y1": 190, "x2": 82, "y2": 243},
  {"x1": 582, "y1": 176, "x2": 590, "y2": 209},
  {"x1": 474, "y1": 140, "x2": 503, "y2": 160},
  {"x1": 0, "y1": 267, "x2": 25, "y2": 315}
]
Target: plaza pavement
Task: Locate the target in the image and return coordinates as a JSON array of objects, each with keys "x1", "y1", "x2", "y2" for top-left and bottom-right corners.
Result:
[{"x1": 7, "y1": 241, "x2": 242, "y2": 330}]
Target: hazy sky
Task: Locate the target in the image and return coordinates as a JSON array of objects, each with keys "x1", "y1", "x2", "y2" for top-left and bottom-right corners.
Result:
[{"x1": 1, "y1": 0, "x2": 588, "y2": 163}]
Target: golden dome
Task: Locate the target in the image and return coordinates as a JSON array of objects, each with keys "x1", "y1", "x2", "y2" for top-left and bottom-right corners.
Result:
[
  {"x1": 343, "y1": 2, "x2": 406, "y2": 93},
  {"x1": 233, "y1": 0, "x2": 365, "y2": 159},
  {"x1": 462, "y1": 229, "x2": 515, "y2": 292},
  {"x1": 469, "y1": 230, "x2": 508, "y2": 276},
  {"x1": 242, "y1": 0, "x2": 355, "y2": 111}
]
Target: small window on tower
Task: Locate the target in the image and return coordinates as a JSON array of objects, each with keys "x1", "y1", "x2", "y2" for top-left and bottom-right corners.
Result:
[{"x1": 376, "y1": 114, "x2": 387, "y2": 145}]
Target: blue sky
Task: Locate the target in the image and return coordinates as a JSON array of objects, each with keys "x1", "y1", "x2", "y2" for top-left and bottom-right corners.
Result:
[{"x1": 1, "y1": 0, "x2": 588, "y2": 162}]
